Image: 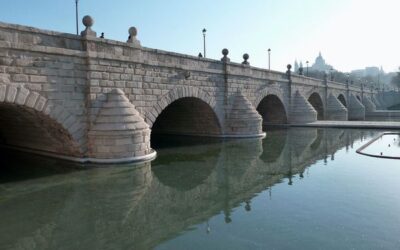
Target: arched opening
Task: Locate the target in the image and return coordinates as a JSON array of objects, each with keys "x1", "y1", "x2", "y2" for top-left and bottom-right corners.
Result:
[
  {"x1": 308, "y1": 93, "x2": 324, "y2": 120},
  {"x1": 0, "y1": 103, "x2": 81, "y2": 156},
  {"x1": 338, "y1": 94, "x2": 347, "y2": 107},
  {"x1": 0, "y1": 103, "x2": 83, "y2": 181},
  {"x1": 151, "y1": 97, "x2": 221, "y2": 147},
  {"x1": 256, "y1": 95, "x2": 287, "y2": 130}
]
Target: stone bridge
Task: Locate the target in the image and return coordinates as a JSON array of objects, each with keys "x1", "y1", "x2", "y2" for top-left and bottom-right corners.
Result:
[{"x1": 0, "y1": 17, "x2": 388, "y2": 163}]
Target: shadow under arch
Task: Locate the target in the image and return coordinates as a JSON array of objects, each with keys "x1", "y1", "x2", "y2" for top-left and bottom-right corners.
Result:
[
  {"x1": 256, "y1": 94, "x2": 287, "y2": 130},
  {"x1": 151, "y1": 97, "x2": 221, "y2": 138},
  {"x1": 0, "y1": 86, "x2": 83, "y2": 158},
  {"x1": 338, "y1": 94, "x2": 347, "y2": 107},
  {"x1": 308, "y1": 92, "x2": 324, "y2": 120},
  {"x1": 0, "y1": 103, "x2": 82, "y2": 157}
]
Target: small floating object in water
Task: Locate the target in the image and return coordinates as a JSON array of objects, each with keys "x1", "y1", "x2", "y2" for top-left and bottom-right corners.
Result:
[{"x1": 388, "y1": 144, "x2": 391, "y2": 147}]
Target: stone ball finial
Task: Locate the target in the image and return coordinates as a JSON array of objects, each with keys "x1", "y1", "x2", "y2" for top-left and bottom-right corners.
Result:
[
  {"x1": 221, "y1": 48, "x2": 230, "y2": 62},
  {"x1": 286, "y1": 64, "x2": 292, "y2": 80},
  {"x1": 127, "y1": 26, "x2": 141, "y2": 47},
  {"x1": 81, "y1": 15, "x2": 96, "y2": 37},
  {"x1": 82, "y1": 15, "x2": 94, "y2": 27},
  {"x1": 242, "y1": 53, "x2": 250, "y2": 65},
  {"x1": 129, "y1": 27, "x2": 138, "y2": 37}
]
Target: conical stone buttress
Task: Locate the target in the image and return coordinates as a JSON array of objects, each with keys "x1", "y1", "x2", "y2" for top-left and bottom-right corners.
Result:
[
  {"x1": 224, "y1": 92, "x2": 264, "y2": 137},
  {"x1": 88, "y1": 89, "x2": 155, "y2": 162}
]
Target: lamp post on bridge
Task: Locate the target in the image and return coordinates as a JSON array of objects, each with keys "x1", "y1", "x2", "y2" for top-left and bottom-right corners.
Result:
[
  {"x1": 75, "y1": 0, "x2": 79, "y2": 35},
  {"x1": 306, "y1": 61, "x2": 309, "y2": 77},
  {"x1": 268, "y1": 48, "x2": 271, "y2": 70},
  {"x1": 202, "y1": 28, "x2": 207, "y2": 58}
]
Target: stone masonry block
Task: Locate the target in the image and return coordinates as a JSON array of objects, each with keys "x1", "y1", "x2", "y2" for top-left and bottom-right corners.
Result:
[
  {"x1": 0, "y1": 85, "x2": 6, "y2": 101},
  {"x1": 15, "y1": 87, "x2": 30, "y2": 105},
  {"x1": 30, "y1": 75, "x2": 47, "y2": 83},
  {"x1": 34, "y1": 96, "x2": 47, "y2": 111},
  {"x1": 90, "y1": 72, "x2": 102, "y2": 79},
  {"x1": 110, "y1": 73, "x2": 121, "y2": 80},
  {"x1": 12, "y1": 74, "x2": 29, "y2": 82},
  {"x1": 6, "y1": 86, "x2": 17, "y2": 103},
  {"x1": 25, "y1": 92, "x2": 39, "y2": 108}
]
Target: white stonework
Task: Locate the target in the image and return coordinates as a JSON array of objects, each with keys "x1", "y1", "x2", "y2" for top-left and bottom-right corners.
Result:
[{"x1": 0, "y1": 21, "x2": 390, "y2": 163}]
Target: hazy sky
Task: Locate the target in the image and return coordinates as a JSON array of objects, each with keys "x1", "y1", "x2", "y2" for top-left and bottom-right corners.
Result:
[{"x1": 1, "y1": 0, "x2": 399, "y2": 72}]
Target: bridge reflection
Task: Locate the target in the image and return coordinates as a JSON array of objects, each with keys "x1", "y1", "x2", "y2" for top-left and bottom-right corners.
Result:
[{"x1": 0, "y1": 128, "x2": 374, "y2": 249}]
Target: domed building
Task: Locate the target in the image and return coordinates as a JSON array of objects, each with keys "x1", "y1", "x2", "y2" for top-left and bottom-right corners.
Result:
[{"x1": 311, "y1": 52, "x2": 333, "y2": 72}]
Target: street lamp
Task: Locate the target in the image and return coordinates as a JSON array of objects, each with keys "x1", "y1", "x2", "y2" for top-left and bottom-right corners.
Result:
[
  {"x1": 75, "y1": 0, "x2": 79, "y2": 35},
  {"x1": 306, "y1": 61, "x2": 309, "y2": 76},
  {"x1": 202, "y1": 28, "x2": 207, "y2": 58},
  {"x1": 268, "y1": 48, "x2": 271, "y2": 70}
]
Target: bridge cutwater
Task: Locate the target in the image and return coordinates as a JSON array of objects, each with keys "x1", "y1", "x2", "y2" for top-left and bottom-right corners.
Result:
[{"x1": 0, "y1": 16, "x2": 398, "y2": 163}]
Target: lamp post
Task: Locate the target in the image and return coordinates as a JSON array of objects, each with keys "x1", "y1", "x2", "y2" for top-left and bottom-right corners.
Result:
[
  {"x1": 268, "y1": 48, "x2": 271, "y2": 70},
  {"x1": 306, "y1": 61, "x2": 309, "y2": 76},
  {"x1": 75, "y1": 0, "x2": 79, "y2": 35},
  {"x1": 202, "y1": 28, "x2": 207, "y2": 58}
]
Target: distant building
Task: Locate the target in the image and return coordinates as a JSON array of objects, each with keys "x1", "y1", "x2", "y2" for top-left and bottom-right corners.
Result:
[
  {"x1": 351, "y1": 66, "x2": 384, "y2": 77},
  {"x1": 294, "y1": 59, "x2": 299, "y2": 72},
  {"x1": 311, "y1": 52, "x2": 333, "y2": 72},
  {"x1": 294, "y1": 52, "x2": 333, "y2": 73}
]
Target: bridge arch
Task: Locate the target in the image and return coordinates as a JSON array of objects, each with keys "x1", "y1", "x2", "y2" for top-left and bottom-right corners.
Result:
[
  {"x1": 147, "y1": 86, "x2": 221, "y2": 137},
  {"x1": 0, "y1": 84, "x2": 84, "y2": 157},
  {"x1": 256, "y1": 94, "x2": 288, "y2": 127},
  {"x1": 307, "y1": 92, "x2": 324, "y2": 120},
  {"x1": 254, "y1": 88, "x2": 287, "y2": 111},
  {"x1": 338, "y1": 94, "x2": 347, "y2": 107}
]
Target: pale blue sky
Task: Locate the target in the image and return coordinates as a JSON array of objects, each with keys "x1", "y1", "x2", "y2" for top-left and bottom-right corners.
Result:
[{"x1": 1, "y1": 0, "x2": 399, "y2": 72}]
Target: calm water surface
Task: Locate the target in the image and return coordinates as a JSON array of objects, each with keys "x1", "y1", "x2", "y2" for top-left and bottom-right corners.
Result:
[
  {"x1": 1, "y1": 128, "x2": 400, "y2": 250},
  {"x1": 360, "y1": 133, "x2": 400, "y2": 158}
]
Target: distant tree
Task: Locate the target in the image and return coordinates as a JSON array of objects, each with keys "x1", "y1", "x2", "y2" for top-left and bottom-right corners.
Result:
[{"x1": 390, "y1": 67, "x2": 400, "y2": 89}]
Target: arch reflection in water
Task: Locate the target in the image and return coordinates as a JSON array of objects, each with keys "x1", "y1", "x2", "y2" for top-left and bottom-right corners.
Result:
[{"x1": 0, "y1": 128, "x2": 374, "y2": 249}]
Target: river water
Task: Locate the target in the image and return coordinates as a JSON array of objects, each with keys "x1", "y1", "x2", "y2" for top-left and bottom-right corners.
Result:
[{"x1": 0, "y1": 128, "x2": 399, "y2": 249}]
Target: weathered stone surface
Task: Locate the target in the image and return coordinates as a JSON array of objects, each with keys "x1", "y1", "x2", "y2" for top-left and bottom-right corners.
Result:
[
  {"x1": 326, "y1": 94, "x2": 348, "y2": 121},
  {"x1": 0, "y1": 21, "x2": 385, "y2": 163},
  {"x1": 348, "y1": 95, "x2": 366, "y2": 120},
  {"x1": 225, "y1": 92, "x2": 263, "y2": 135},
  {"x1": 88, "y1": 88, "x2": 151, "y2": 159},
  {"x1": 289, "y1": 91, "x2": 317, "y2": 123}
]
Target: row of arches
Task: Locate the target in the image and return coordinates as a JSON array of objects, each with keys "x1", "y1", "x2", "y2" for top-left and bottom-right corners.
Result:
[
  {"x1": 151, "y1": 91, "x2": 352, "y2": 140},
  {"x1": 0, "y1": 85, "x2": 358, "y2": 159}
]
